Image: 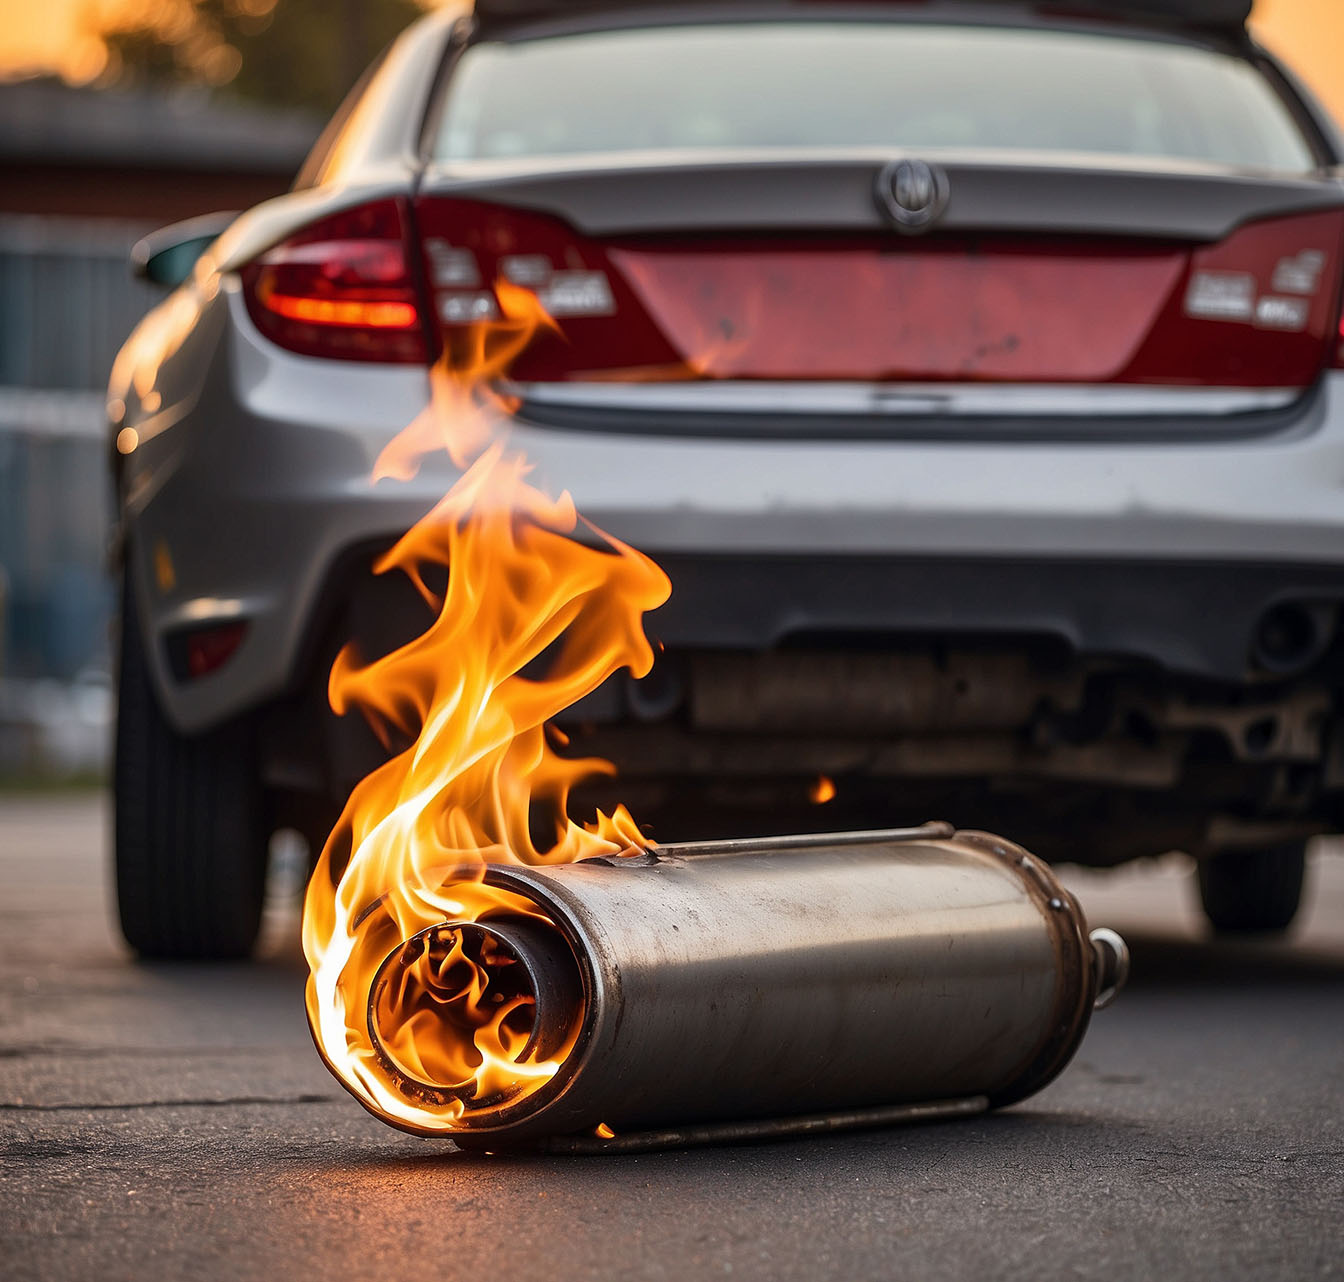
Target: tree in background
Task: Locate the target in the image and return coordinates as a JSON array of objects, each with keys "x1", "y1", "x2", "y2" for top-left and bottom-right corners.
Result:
[{"x1": 94, "y1": 0, "x2": 433, "y2": 114}]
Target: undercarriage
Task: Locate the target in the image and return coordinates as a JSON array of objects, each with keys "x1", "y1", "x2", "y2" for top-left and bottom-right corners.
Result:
[{"x1": 259, "y1": 556, "x2": 1344, "y2": 869}]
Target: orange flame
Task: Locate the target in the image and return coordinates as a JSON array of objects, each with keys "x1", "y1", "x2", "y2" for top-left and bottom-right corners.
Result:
[{"x1": 302, "y1": 283, "x2": 670, "y2": 1133}]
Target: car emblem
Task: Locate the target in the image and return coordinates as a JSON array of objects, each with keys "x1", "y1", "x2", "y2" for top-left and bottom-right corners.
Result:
[{"x1": 876, "y1": 158, "x2": 950, "y2": 234}]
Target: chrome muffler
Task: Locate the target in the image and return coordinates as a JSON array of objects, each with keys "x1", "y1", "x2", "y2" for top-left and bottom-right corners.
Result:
[{"x1": 356, "y1": 823, "x2": 1128, "y2": 1151}]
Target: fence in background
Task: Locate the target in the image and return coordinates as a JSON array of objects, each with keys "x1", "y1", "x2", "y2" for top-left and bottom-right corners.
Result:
[
  {"x1": 0, "y1": 215, "x2": 159, "y2": 772},
  {"x1": 0, "y1": 215, "x2": 161, "y2": 390}
]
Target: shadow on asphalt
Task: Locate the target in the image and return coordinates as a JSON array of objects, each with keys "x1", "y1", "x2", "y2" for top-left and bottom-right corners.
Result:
[{"x1": 302, "y1": 1107, "x2": 1149, "y2": 1177}]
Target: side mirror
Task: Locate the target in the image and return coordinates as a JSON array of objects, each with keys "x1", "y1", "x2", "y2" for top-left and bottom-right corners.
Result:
[{"x1": 132, "y1": 212, "x2": 238, "y2": 288}]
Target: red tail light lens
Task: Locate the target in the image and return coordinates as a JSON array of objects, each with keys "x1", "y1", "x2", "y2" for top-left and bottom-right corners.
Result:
[
  {"x1": 165, "y1": 620, "x2": 249, "y2": 681},
  {"x1": 240, "y1": 199, "x2": 429, "y2": 363},
  {"x1": 413, "y1": 196, "x2": 676, "y2": 381}
]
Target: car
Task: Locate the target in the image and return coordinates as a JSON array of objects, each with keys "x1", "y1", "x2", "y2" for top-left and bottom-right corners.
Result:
[{"x1": 109, "y1": 0, "x2": 1344, "y2": 958}]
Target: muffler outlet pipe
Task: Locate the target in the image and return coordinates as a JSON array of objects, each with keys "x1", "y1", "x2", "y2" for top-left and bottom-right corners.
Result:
[{"x1": 361, "y1": 823, "x2": 1129, "y2": 1151}]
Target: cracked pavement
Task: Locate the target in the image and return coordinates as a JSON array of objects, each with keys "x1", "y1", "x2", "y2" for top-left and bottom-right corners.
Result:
[{"x1": 2, "y1": 793, "x2": 1342, "y2": 1281}]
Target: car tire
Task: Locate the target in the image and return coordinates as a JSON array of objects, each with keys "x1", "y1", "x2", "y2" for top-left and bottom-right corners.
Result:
[
  {"x1": 114, "y1": 575, "x2": 267, "y2": 959},
  {"x1": 1197, "y1": 842, "x2": 1307, "y2": 936}
]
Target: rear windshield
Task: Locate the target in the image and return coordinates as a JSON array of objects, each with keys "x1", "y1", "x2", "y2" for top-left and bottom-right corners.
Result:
[{"x1": 434, "y1": 22, "x2": 1315, "y2": 172}]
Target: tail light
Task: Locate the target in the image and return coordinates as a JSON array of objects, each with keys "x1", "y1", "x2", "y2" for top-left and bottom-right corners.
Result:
[
  {"x1": 165, "y1": 620, "x2": 248, "y2": 681},
  {"x1": 1137, "y1": 208, "x2": 1344, "y2": 388},
  {"x1": 412, "y1": 197, "x2": 680, "y2": 382},
  {"x1": 240, "y1": 199, "x2": 431, "y2": 364}
]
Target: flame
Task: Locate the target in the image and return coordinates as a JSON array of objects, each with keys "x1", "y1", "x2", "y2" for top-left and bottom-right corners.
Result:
[
  {"x1": 810, "y1": 775, "x2": 837, "y2": 805},
  {"x1": 302, "y1": 282, "x2": 670, "y2": 1134}
]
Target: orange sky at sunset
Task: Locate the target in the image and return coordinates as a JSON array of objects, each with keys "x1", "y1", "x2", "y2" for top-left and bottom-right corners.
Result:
[{"x1": 0, "y1": 0, "x2": 1340, "y2": 125}]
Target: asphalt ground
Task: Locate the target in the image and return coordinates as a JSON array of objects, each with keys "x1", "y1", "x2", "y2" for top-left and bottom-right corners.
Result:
[{"x1": 2, "y1": 792, "x2": 1341, "y2": 1282}]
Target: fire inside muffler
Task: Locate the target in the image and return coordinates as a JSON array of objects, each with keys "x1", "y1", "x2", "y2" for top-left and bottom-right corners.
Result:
[
  {"x1": 302, "y1": 284, "x2": 1126, "y2": 1152},
  {"x1": 318, "y1": 824, "x2": 1127, "y2": 1150}
]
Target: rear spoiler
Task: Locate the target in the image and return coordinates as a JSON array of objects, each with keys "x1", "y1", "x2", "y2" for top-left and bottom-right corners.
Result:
[{"x1": 471, "y1": 1, "x2": 1251, "y2": 36}]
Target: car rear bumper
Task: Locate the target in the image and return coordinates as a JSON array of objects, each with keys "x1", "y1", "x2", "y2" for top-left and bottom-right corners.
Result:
[
  {"x1": 636, "y1": 553, "x2": 1344, "y2": 682},
  {"x1": 123, "y1": 284, "x2": 1344, "y2": 734}
]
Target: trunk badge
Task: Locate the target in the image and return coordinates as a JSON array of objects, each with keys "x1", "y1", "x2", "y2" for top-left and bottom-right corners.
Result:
[{"x1": 876, "y1": 158, "x2": 950, "y2": 234}]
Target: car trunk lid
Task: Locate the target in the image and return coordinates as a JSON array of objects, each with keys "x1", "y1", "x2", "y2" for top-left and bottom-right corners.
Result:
[{"x1": 414, "y1": 154, "x2": 1344, "y2": 393}]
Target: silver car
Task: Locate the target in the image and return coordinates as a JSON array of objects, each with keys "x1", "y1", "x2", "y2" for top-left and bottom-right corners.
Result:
[{"x1": 110, "y1": 0, "x2": 1344, "y2": 957}]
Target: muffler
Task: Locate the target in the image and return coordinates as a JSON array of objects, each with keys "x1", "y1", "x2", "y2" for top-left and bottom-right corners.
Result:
[{"x1": 341, "y1": 822, "x2": 1128, "y2": 1151}]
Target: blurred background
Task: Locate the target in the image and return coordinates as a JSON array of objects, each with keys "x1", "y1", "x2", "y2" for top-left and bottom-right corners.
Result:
[
  {"x1": 0, "y1": 0, "x2": 1337, "y2": 780},
  {"x1": 0, "y1": 0, "x2": 455, "y2": 777}
]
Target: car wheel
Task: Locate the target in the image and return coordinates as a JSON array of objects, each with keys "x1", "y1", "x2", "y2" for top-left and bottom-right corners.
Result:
[
  {"x1": 1197, "y1": 842, "x2": 1307, "y2": 936},
  {"x1": 114, "y1": 575, "x2": 267, "y2": 959}
]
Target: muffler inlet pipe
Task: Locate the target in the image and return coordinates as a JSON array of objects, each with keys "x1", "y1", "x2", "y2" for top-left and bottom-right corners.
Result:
[{"x1": 351, "y1": 823, "x2": 1128, "y2": 1149}]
